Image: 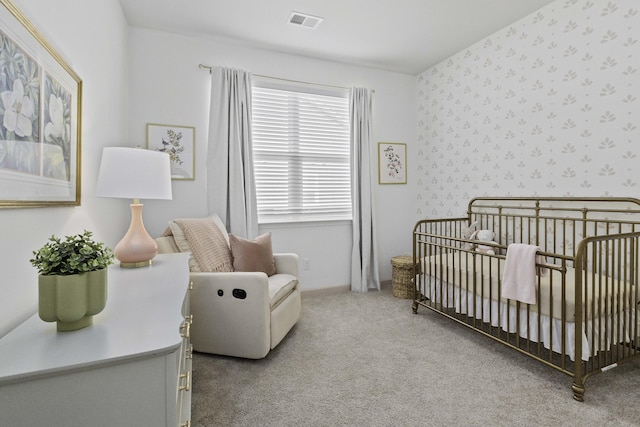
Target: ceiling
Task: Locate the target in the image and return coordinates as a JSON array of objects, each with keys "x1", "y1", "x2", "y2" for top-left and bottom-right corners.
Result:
[{"x1": 119, "y1": 0, "x2": 554, "y2": 75}]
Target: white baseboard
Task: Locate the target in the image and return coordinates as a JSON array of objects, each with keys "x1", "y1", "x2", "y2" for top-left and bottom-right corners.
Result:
[
  {"x1": 301, "y1": 281, "x2": 392, "y2": 298},
  {"x1": 301, "y1": 284, "x2": 350, "y2": 298}
]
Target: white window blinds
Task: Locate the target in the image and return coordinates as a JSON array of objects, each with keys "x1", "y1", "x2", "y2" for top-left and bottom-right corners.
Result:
[{"x1": 251, "y1": 79, "x2": 351, "y2": 223}]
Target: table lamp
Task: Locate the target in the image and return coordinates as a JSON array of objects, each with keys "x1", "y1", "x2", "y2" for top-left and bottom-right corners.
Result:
[{"x1": 96, "y1": 147, "x2": 172, "y2": 267}]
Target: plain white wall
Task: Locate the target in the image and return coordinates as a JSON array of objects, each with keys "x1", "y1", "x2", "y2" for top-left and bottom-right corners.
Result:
[
  {"x1": 129, "y1": 28, "x2": 417, "y2": 290},
  {"x1": 0, "y1": 0, "x2": 129, "y2": 336}
]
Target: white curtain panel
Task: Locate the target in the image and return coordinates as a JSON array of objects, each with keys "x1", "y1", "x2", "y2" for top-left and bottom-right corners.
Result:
[
  {"x1": 350, "y1": 87, "x2": 380, "y2": 292},
  {"x1": 207, "y1": 67, "x2": 258, "y2": 238}
]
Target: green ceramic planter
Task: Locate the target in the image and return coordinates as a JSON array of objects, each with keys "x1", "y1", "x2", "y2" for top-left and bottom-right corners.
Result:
[{"x1": 38, "y1": 268, "x2": 108, "y2": 331}]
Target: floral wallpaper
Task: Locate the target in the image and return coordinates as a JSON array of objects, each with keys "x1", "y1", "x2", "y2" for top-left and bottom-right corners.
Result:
[{"x1": 416, "y1": 0, "x2": 639, "y2": 218}]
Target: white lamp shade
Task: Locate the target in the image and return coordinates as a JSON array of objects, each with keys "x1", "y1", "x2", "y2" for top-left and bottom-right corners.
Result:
[{"x1": 96, "y1": 147, "x2": 172, "y2": 200}]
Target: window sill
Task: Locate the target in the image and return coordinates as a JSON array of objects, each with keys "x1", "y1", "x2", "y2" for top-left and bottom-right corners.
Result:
[{"x1": 258, "y1": 218, "x2": 352, "y2": 228}]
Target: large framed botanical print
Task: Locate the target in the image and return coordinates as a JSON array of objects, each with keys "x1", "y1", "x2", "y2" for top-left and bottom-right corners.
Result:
[{"x1": 0, "y1": 0, "x2": 82, "y2": 208}]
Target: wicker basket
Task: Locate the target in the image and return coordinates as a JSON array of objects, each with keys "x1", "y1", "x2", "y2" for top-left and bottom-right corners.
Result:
[{"x1": 390, "y1": 255, "x2": 416, "y2": 299}]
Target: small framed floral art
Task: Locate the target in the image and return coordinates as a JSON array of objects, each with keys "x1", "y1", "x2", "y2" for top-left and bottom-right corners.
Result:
[
  {"x1": 0, "y1": 0, "x2": 82, "y2": 208},
  {"x1": 146, "y1": 123, "x2": 195, "y2": 180},
  {"x1": 378, "y1": 142, "x2": 406, "y2": 184}
]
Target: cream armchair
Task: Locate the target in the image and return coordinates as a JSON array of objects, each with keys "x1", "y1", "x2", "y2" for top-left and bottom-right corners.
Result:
[{"x1": 156, "y1": 216, "x2": 301, "y2": 359}]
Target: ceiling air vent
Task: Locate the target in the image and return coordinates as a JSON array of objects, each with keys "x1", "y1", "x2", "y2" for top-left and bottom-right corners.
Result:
[{"x1": 287, "y1": 11, "x2": 323, "y2": 29}]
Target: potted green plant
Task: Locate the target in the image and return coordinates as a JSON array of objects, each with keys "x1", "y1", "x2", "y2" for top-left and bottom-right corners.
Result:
[{"x1": 30, "y1": 230, "x2": 115, "y2": 331}]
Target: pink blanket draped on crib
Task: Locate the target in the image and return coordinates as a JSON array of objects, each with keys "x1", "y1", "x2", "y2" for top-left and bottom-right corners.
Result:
[{"x1": 501, "y1": 244, "x2": 545, "y2": 304}]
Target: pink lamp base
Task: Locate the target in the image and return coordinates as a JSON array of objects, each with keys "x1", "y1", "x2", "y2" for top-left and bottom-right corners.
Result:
[{"x1": 114, "y1": 203, "x2": 158, "y2": 268}]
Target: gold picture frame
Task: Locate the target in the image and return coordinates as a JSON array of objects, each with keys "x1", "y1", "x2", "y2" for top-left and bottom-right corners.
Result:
[
  {"x1": 378, "y1": 142, "x2": 407, "y2": 184},
  {"x1": 146, "y1": 123, "x2": 195, "y2": 180},
  {"x1": 0, "y1": 0, "x2": 82, "y2": 208}
]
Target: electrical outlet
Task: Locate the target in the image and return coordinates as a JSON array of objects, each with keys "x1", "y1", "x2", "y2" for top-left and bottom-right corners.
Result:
[{"x1": 303, "y1": 258, "x2": 311, "y2": 271}]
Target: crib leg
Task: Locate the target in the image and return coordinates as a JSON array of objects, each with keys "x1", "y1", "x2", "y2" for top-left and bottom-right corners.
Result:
[
  {"x1": 571, "y1": 381, "x2": 585, "y2": 402},
  {"x1": 412, "y1": 300, "x2": 418, "y2": 314}
]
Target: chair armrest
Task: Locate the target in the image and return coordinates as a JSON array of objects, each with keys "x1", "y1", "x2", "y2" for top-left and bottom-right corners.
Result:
[
  {"x1": 189, "y1": 271, "x2": 270, "y2": 300},
  {"x1": 188, "y1": 271, "x2": 272, "y2": 357},
  {"x1": 274, "y1": 253, "x2": 299, "y2": 277}
]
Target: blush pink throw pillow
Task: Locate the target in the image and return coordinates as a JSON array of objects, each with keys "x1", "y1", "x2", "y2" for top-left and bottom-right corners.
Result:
[{"x1": 228, "y1": 232, "x2": 276, "y2": 276}]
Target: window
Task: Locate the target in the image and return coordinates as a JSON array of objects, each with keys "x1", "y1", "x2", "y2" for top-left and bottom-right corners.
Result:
[{"x1": 251, "y1": 78, "x2": 351, "y2": 223}]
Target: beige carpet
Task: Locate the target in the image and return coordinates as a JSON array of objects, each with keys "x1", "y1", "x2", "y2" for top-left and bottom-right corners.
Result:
[{"x1": 191, "y1": 283, "x2": 640, "y2": 426}]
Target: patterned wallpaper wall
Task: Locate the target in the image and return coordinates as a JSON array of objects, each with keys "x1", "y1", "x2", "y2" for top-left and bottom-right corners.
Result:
[{"x1": 416, "y1": 0, "x2": 639, "y2": 218}]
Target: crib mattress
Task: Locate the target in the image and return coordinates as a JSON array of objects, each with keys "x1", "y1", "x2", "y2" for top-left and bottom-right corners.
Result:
[{"x1": 421, "y1": 252, "x2": 637, "y2": 321}]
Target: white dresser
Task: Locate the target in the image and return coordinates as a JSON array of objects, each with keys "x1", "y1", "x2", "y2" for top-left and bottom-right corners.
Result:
[{"x1": 0, "y1": 253, "x2": 193, "y2": 427}]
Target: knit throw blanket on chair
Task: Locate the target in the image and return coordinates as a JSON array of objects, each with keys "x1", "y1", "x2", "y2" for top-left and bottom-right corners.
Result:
[{"x1": 173, "y1": 217, "x2": 234, "y2": 272}]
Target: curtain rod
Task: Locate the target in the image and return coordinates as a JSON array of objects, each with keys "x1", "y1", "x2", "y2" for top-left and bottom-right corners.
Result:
[{"x1": 198, "y1": 63, "x2": 355, "y2": 92}]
